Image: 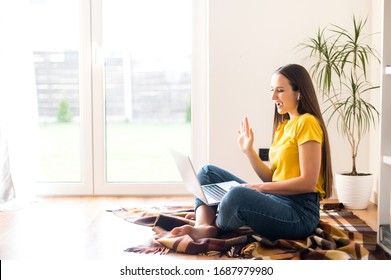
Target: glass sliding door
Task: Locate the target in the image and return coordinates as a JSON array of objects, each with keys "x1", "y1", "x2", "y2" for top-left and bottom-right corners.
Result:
[
  {"x1": 33, "y1": 0, "x2": 93, "y2": 194},
  {"x1": 100, "y1": 0, "x2": 192, "y2": 185},
  {"x1": 4, "y1": 0, "x2": 200, "y2": 195}
]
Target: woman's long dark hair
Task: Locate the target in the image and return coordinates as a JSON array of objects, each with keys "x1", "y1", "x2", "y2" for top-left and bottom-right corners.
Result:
[{"x1": 272, "y1": 64, "x2": 333, "y2": 198}]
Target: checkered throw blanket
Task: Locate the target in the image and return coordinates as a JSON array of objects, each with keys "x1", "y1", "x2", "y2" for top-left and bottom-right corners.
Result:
[{"x1": 109, "y1": 204, "x2": 390, "y2": 260}]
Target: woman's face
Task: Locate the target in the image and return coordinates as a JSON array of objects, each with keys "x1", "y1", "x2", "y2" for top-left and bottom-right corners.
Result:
[{"x1": 271, "y1": 73, "x2": 300, "y2": 118}]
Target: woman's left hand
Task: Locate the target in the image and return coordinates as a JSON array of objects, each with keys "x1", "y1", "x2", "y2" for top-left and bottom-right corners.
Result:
[{"x1": 237, "y1": 117, "x2": 255, "y2": 155}]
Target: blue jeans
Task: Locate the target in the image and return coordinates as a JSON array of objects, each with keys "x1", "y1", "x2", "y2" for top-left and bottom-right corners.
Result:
[{"x1": 194, "y1": 165, "x2": 320, "y2": 240}]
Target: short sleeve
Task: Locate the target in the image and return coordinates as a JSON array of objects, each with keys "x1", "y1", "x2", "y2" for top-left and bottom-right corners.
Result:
[{"x1": 295, "y1": 114, "x2": 323, "y2": 145}]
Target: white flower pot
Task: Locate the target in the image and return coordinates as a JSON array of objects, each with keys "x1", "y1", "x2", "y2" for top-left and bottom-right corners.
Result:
[{"x1": 335, "y1": 173, "x2": 373, "y2": 210}]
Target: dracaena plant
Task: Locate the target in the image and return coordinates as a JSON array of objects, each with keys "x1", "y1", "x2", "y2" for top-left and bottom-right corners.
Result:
[{"x1": 300, "y1": 16, "x2": 380, "y2": 176}]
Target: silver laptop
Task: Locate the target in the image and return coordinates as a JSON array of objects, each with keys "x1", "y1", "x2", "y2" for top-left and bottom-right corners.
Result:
[{"x1": 170, "y1": 148, "x2": 239, "y2": 206}]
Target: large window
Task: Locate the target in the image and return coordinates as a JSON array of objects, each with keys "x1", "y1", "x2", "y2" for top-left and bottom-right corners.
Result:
[
  {"x1": 102, "y1": 0, "x2": 191, "y2": 183},
  {"x1": 22, "y1": 0, "x2": 200, "y2": 195}
]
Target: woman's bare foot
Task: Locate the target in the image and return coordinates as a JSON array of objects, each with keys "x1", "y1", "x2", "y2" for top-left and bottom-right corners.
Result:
[
  {"x1": 171, "y1": 224, "x2": 218, "y2": 240},
  {"x1": 184, "y1": 213, "x2": 196, "y2": 220}
]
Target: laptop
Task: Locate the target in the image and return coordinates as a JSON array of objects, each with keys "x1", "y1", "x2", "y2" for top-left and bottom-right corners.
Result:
[{"x1": 170, "y1": 148, "x2": 240, "y2": 206}]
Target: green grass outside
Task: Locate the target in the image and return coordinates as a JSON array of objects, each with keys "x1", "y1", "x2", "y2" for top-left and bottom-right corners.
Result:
[{"x1": 38, "y1": 122, "x2": 191, "y2": 183}]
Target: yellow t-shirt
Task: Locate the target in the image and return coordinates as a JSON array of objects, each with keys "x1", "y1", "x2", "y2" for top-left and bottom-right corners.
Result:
[{"x1": 269, "y1": 113, "x2": 325, "y2": 198}]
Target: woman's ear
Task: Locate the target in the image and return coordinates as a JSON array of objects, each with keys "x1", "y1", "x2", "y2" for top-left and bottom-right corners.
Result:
[{"x1": 297, "y1": 92, "x2": 301, "y2": 100}]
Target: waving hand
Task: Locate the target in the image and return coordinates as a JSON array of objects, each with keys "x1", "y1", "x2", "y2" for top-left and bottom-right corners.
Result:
[{"x1": 237, "y1": 117, "x2": 255, "y2": 155}]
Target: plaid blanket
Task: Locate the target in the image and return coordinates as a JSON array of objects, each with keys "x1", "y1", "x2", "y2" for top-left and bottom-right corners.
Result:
[{"x1": 109, "y1": 204, "x2": 390, "y2": 260}]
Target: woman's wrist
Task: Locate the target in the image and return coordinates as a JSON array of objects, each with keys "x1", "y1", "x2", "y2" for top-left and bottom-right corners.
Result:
[{"x1": 245, "y1": 147, "x2": 257, "y2": 158}]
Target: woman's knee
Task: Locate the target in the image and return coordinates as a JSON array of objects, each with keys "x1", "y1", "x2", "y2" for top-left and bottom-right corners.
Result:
[
  {"x1": 197, "y1": 164, "x2": 225, "y2": 185},
  {"x1": 198, "y1": 164, "x2": 220, "y2": 176}
]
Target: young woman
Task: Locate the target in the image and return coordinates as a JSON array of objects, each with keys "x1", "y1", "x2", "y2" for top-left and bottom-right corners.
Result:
[{"x1": 171, "y1": 64, "x2": 333, "y2": 240}]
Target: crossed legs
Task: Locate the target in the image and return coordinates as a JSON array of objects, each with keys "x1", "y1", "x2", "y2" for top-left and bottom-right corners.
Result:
[
  {"x1": 171, "y1": 165, "x2": 320, "y2": 240},
  {"x1": 171, "y1": 204, "x2": 218, "y2": 239}
]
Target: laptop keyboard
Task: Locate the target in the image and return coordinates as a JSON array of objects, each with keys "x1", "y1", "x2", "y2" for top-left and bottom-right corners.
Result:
[{"x1": 203, "y1": 184, "x2": 227, "y2": 201}]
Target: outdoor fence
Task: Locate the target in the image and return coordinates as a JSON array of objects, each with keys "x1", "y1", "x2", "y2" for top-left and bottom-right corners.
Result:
[{"x1": 33, "y1": 51, "x2": 191, "y2": 123}]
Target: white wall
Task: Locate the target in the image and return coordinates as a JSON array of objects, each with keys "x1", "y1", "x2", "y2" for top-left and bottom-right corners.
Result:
[
  {"x1": 369, "y1": 0, "x2": 382, "y2": 203},
  {"x1": 206, "y1": 0, "x2": 381, "y2": 198}
]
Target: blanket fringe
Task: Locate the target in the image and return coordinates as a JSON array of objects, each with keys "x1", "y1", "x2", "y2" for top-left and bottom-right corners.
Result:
[{"x1": 124, "y1": 244, "x2": 171, "y2": 255}]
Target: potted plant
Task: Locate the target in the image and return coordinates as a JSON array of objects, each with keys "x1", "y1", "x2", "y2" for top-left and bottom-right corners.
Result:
[{"x1": 300, "y1": 16, "x2": 380, "y2": 209}]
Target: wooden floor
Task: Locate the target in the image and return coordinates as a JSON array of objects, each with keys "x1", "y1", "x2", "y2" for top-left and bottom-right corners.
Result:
[{"x1": 0, "y1": 196, "x2": 378, "y2": 260}]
